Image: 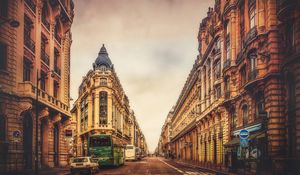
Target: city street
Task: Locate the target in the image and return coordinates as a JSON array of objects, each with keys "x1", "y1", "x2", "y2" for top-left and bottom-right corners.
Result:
[{"x1": 66, "y1": 157, "x2": 215, "y2": 175}]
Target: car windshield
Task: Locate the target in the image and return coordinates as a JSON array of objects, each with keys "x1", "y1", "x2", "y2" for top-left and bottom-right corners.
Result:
[
  {"x1": 73, "y1": 158, "x2": 88, "y2": 163},
  {"x1": 126, "y1": 146, "x2": 134, "y2": 149}
]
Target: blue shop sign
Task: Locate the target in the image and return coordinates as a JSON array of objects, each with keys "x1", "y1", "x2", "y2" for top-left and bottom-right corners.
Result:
[{"x1": 239, "y1": 129, "x2": 249, "y2": 139}]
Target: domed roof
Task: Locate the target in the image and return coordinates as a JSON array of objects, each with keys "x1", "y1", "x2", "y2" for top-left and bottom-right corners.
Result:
[{"x1": 93, "y1": 44, "x2": 113, "y2": 69}]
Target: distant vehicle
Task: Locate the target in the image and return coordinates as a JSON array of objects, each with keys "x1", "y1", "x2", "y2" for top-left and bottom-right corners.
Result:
[
  {"x1": 70, "y1": 157, "x2": 99, "y2": 175},
  {"x1": 135, "y1": 147, "x2": 142, "y2": 160},
  {"x1": 88, "y1": 134, "x2": 125, "y2": 166},
  {"x1": 125, "y1": 145, "x2": 137, "y2": 161}
]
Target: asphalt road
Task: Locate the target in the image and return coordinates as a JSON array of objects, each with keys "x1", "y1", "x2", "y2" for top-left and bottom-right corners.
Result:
[{"x1": 68, "y1": 157, "x2": 215, "y2": 175}]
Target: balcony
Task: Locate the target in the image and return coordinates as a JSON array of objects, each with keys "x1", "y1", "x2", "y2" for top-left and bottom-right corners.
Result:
[
  {"x1": 55, "y1": 33, "x2": 61, "y2": 44},
  {"x1": 223, "y1": 59, "x2": 231, "y2": 71},
  {"x1": 17, "y1": 81, "x2": 69, "y2": 115},
  {"x1": 243, "y1": 27, "x2": 257, "y2": 47},
  {"x1": 41, "y1": 50, "x2": 50, "y2": 66},
  {"x1": 54, "y1": 66, "x2": 61, "y2": 76},
  {"x1": 42, "y1": 18, "x2": 50, "y2": 31},
  {"x1": 25, "y1": 0, "x2": 36, "y2": 12},
  {"x1": 24, "y1": 37, "x2": 35, "y2": 53},
  {"x1": 235, "y1": 51, "x2": 244, "y2": 64}
]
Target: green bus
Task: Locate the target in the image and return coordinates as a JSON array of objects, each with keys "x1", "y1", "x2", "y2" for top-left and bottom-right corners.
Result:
[{"x1": 88, "y1": 134, "x2": 125, "y2": 167}]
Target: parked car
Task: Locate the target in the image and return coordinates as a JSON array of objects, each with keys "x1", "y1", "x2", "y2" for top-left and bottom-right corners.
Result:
[
  {"x1": 125, "y1": 145, "x2": 137, "y2": 161},
  {"x1": 70, "y1": 157, "x2": 99, "y2": 175},
  {"x1": 135, "y1": 147, "x2": 142, "y2": 160}
]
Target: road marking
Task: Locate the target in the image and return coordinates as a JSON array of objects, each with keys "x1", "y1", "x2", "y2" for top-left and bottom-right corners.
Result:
[{"x1": 159, "y1": 159, "x2": 184, "y2": 174}]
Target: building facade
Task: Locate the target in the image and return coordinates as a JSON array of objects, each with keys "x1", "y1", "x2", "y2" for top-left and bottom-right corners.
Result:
[
  {"x1": 0, "y1": 0, "x2": 74, "y2": 173},
  {"x1": 71, "y1": 45, "x2": 147, "y2": 156},
  {"x1": 161, "y1": 0, "x2": 300, "y2": 174},
  {"x1": 159, "y1": 108, "x2": 173, "y2": 158}
]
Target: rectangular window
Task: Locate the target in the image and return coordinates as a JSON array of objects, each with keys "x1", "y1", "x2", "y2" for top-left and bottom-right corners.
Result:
[
  {"x1": 0, "y1": 43, "x2": 7, "y2": 70},
  {"x1": 23, "y1": 58, "x2": 31, "y2": 81},
  {"x1": 240, "y1": 67, "x2": 247, "y2": 86},
  {"x1": 40, "y1": 71, "x2": 46, "y2": 91},
  {"x1": 53, "y1": 80, "x2": 59, "y2": 98}
]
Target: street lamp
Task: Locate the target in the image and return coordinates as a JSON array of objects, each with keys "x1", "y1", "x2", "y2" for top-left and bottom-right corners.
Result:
[
  {"x1": 0, "y1": 18, "x2": 20, "y2": 28},
  {"x1": 35, "y1": 69, "x2": 54, "y2": 175}
]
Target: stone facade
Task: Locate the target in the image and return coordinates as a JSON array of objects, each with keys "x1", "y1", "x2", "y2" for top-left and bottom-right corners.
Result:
[
  {"x1": 71, "y1": 45, "x2": 148, "y2": 156},
  {"x1": 0, "y1": 0, "x2": 74, "y2": 173},
  {"x1": 160, "y1": 0, "x2": 300, "y2": 174}
]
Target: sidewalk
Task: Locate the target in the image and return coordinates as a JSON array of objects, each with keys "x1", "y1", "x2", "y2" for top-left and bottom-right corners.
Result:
[
  {"x1": 165, "y1": 158, "x2": 233, "y2": 175},
  {"x1": 2, "y1": 167, "x2": 69, "y2": 175}
]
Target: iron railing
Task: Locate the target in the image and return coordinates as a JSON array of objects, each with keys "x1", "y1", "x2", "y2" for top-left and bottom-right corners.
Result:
[
  {"x1": 24, "y1": 0, "x2": 36, "y2": 12},
  {"x1": 41, "y1": 50, "x2": 50, "y2": 66},
  {"x1": 24, "y1": 37, "x2": 35, "y2": 53}
]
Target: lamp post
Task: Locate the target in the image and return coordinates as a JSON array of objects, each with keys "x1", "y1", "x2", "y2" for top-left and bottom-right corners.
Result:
[{"x1": 35, "y1": 69, "x2": 54, "y2": 175}]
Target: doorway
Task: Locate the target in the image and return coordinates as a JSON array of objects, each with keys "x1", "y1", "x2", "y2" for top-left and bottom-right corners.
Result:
[
  {"x1": 23, "y1": 113, "x2": 33, "y2": 169},
  {"x1": 53, "y1": 123, "x2": 59, "y2": 166}
]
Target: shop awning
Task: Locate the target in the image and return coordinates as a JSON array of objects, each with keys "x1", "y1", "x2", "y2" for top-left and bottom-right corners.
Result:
[
  {"x1": 224, "y1": 131, "x2": 266, "y2": 147},
  {"x1": 224, "y1": 137, "x2": 239, "y2": 147}
]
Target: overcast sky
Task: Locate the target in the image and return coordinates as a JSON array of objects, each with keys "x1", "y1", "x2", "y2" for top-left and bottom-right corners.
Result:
[{"x1": 71, "y1": 0, "x2": 213, "y2": 152}]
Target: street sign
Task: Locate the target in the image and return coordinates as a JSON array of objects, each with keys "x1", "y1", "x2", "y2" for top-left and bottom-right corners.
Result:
[
  {"x1": 239, "y1": 129, "x2": 249, "y2": 139},
  {"x1": 240, "y1": 139, "x2": 248, "y2": 148},
  {"x1": 12, "y1": 130, "x2": 21, "y2": 142}
]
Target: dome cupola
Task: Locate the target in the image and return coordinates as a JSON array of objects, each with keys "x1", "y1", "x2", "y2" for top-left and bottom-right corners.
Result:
[{"x1": 93, "y1": 44, "x2": 113, "y2": 70}]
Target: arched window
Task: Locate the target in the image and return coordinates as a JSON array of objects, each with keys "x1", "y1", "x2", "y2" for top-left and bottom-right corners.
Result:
[
  {"x1": 242, "y1": 104, "x2": 249, "y2": 125},
  {"x1": 249, "y1": 0, "x2": 256, "y2": 29},
  {"x1": 99, "y1": 91, "x2": 108, "y2": 125},
  {"x1": 0, "y1": 115, "x2": 6, "y2": 141}
]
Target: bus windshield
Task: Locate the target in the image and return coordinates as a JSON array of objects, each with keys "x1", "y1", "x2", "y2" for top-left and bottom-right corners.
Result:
[{"x1": 89, "y1": 136, "x2": 111, "y2": 147}]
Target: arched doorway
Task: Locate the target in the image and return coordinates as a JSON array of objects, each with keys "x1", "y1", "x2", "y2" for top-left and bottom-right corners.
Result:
[
  {"x1": 23, "y1": 112, "x2": 33, "y2": 169},
  {"x1": 53, "y1": 123, "x2": 59, "y2": 166}
]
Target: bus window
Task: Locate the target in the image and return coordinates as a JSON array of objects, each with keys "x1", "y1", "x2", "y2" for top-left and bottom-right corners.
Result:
[{"x1": 89, "y1": 136, "x2": 111, "y2": 147}]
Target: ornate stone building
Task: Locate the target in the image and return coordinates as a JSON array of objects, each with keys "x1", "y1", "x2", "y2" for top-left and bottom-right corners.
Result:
[
  {"x1": 0, "y1": 0, "x2": 74, "y2": 173},
  {"x1": 71, "y1": 45, "x2": 147, "y2": 156},
  {"x1": 159, "y1": 107, "x2": 173, "y2": 158},
  {"x1": 163, "y1": 0, "x2": 300, "y2": 174}
]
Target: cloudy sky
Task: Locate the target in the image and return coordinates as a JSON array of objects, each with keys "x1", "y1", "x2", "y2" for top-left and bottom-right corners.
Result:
[{"x1": 71, "y1": 0, "x2": 213, "y2": 152}]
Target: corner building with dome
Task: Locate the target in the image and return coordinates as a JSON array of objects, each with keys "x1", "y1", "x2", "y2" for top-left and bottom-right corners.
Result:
[{"x1": 71, "y1": 45, "x2": 147, "y2": 156}]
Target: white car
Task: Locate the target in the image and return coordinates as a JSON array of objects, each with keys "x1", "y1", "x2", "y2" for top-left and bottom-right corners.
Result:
[{"x1": 70, "y1": 157, "x2": 99, "y2": 175}]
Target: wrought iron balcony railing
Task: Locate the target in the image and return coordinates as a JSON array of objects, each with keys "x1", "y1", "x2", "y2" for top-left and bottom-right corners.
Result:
[
  {"x1": 24, "y1": 37, "x2": 35, "y2": 53},
  {"x1": 55, "y1": 33, "x2": 61, "y2": 44},
  {"x1": 24, "y1": 0, "x2": 36, "y2": 12},
  {"x1": 243, "y1": 27, "x2": 257, "y2": 47},
  {"x1": 54, "y1": 66, "x2": 61, "y2": 76},
  {"x1": 42, "y1": 18, "x2": 50, "y2": 31},
  {"x1": 41, "y1": 50, "x2": 50, "y2": 66}
]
